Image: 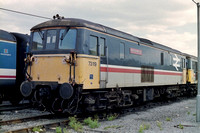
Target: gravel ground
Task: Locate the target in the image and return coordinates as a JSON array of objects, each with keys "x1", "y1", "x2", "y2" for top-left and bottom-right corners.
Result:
[
  {"x1": 96, "y1": 97, "x2": 200, "y2": 133},
  {"x1": 1, "y1": 98, "x2": 200, "y2": 133}
]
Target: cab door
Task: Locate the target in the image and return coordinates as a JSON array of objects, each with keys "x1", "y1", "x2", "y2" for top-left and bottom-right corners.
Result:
[
  {"x1": 99, "y1": 37, "x2": 108, "y2": 88},
  {"x1": 186, "y1": 57, "x2": 194, "y2": 83},
  {"x1": 181, "y1": 58, "x2": 187, "y2": 84}
]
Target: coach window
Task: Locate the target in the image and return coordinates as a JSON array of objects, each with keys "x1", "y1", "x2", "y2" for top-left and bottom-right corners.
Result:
[
  {"x1": 59, "y1": 29, "x2": 77, "y2": 49},
  {"x1": 32, "y1": 31, "x2": 44, "y2": 50},
  {"x1": 46, "y1": 30, "x2": 57, "y2": 50},
  {"x1": 89, "y1": 35, "x2": 98, "y2": 55},
  {"x1": 100, "y1": 37, "x2": 105, "y2": 56},
  {"x1": 161, "y1": 53, "x2": 164, "y2": 65},
  {"x1": 120, "y1": 42, "x2": 125, "y2": 59}
]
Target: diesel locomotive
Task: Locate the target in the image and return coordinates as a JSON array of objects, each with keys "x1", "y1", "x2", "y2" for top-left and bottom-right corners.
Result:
[
  {"x1": 0, "y1": 30, "x2": 29, "y2": 104},
  {"x1": 20, "y1": 17, "x2": 197, "y2": 113}
]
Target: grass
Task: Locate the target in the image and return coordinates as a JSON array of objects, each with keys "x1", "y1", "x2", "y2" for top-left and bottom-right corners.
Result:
[
  {"x1": 104, "y1": 125, "x2": 123, "y2": 130},
  {"x1": 68, "y1": 116, "x2": 101, "y2": 131},
  {"x1": 94, "y1": 114, "x2": 99, "y2": 120},
  {"x1": 56, "y1": 127, "x2": 67, "y2": 133},
  {"x1": 107, "y1": 113, "x2": 118, "y2": 121},
  {"x1": 187, "y1": 111, "x2": 191, "y2": 115},
  {"x1": 32, "y1": 126, "x2": 43, "y2": 132},
  {"x1": 156, "y1": 121, "x2": 163, "y2": 130},
  {"x1": 68, "y1": 116, "x2": 83, "y2": 132},
  {"x1": 83, "y1": 117, "x2": 100, "y2": 129},
  {"x1": 143, "y1": 124, "x2": 150, "y2": 130},
  {"x1": 84, "y1": 117, "x2": 93, "y2": 125},
  {"x1": 103, "y1": 113, "x2": 107, "y2": 119},
  {"x1": 166, "y1": 117, "x2": 171, "y2": 121},
  {"x1": 138, "y1": 124, "x2": 150, "y2": 133},
  {"x1": 138, "y1": 125, "x2": 144, "y2": 133},
  {"x1": 178, "y1": 124, "x2": 184, "y2": 129}
]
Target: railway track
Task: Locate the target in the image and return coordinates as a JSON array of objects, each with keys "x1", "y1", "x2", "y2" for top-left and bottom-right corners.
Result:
[
  {"x1": 0, "y1": 113, "x2": 109, "y2": 133},
  {"x1": 0, "y1": 113, "x2": 68, "y2": 133},
  {"x1": 0, "y1": 114, "x2": 55, "y2": 126},
  {"x1": 0, "y1": 103, "x2": 31, "y2": 112},
  {"x1": 0, "y1": 100, "x2": 31, "y2": 112},
  {"x1": 2, "y1": 120, "x2": 109, "y2": 133},
  {"x1": 2, "y1": 120, "x2": 70, "y2": 133}
]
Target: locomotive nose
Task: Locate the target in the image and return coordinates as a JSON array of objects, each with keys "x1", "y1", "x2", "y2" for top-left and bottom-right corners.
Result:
[{"x1": 20, "y1": 81, "x2": 32, "y2": 97}]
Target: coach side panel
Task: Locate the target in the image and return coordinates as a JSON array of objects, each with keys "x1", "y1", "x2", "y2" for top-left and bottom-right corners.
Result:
[{"x1": 0, "y1": 40, "x2": 16, "y2": 86}]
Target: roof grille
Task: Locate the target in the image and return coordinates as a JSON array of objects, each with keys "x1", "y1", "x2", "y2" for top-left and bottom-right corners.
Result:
[{"x1": 139, "y1": 38, "x2": 153, "y2": 45}]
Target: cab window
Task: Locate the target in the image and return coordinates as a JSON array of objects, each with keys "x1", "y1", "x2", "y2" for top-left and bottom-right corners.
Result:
[
  {"x1": 32, "y1": 31, "x2": 44, "y2": 50},
  {"x1": 59, "y1": 29, "x2": 77, "y2": 49},
  {"x1": 46, "y1": 30, "x2": 57, "y2": 50},
  {"x1": 32, "y1": 28, "x2": 77, "y2": 51}
]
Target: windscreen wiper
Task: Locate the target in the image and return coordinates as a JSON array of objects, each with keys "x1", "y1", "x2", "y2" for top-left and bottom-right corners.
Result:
[
  {"x1": 60, "y1": 28, "x2": 70, "y2": 40},
  {"x1": 38, "y1": 30, "x2": 44, "y2": 40}
]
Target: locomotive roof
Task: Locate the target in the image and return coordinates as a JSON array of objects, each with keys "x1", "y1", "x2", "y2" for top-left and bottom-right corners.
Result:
[
  {"x1": 31, "y1": 18, "x2": 140, "y2": 42},
  {"x1": 0, "y1": 29, "x2": 16, "y2": 42},
  {"x1": 31, "y1": 18, "x2": 189, "y2": 56}
]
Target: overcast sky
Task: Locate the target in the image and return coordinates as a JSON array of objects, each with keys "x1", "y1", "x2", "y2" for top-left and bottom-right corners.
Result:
[{"x1": 0, "y1": 0, "x2": 198, "y2": 56}]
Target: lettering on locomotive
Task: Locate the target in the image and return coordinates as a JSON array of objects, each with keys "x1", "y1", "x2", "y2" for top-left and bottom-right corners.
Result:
[{"x1": 88, "y1": 61, "x2": 97, "y2": 67}]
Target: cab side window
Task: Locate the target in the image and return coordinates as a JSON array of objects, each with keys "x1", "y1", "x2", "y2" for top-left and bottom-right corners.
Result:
[
  {"x1": 100, "y1": 37, "x2": 105, "y2": 56},
  {"x1": 89, "y1": 35, "x2": 98, "y2": 55}
]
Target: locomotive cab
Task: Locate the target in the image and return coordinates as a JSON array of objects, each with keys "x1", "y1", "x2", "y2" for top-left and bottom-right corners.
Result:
[
  {"x1": 31, "y1": 28, "x2": 76, "y2": 52},
  {"x1": 186, "y1": 56, "x2": 197, "y2": 84},
  {"x1": 20, "y1": 18, "x2": 101, "y2": 113}
]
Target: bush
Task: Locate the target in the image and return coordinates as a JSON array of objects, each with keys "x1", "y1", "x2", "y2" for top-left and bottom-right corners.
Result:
[
  {"x1": 68, "y1": 116, "x2": 83, "y2": 132},
  {"x1": 32, "y1": 126, "x2": 43, "y2": 132},
  {"x1": 107, "y1": 114, "x2": 118, "y2": 121},
  {"x1": 56, "y1": 127, "x2": 67, "y2": 133},
  {"x1": 84, "y1": 117, "x2": 100, "y2": 129}
]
